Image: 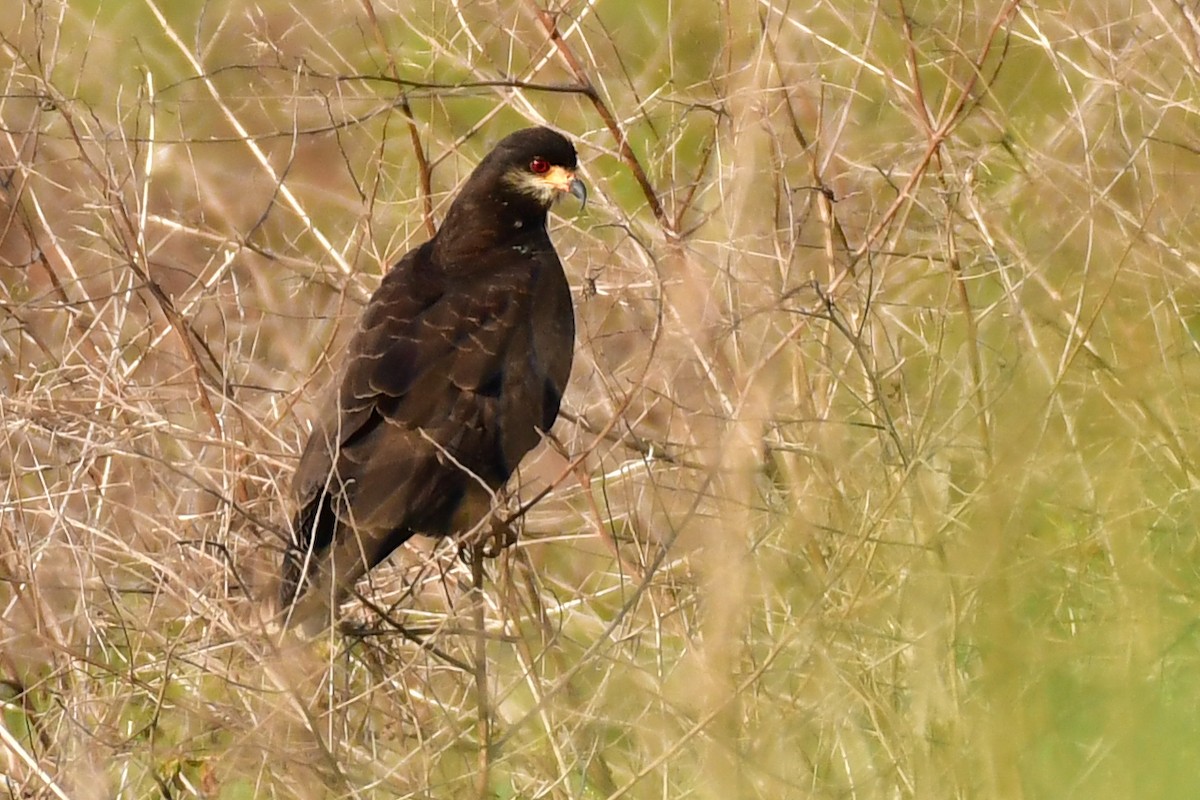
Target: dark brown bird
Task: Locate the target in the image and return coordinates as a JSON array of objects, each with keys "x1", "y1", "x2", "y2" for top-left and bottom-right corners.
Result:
[{"x1": 281, "y1": 126, "x2": 584, "y2": 631}]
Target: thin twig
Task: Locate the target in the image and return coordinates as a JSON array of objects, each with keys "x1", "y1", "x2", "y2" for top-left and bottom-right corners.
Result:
[
  {"x1": 526, "y1": 2, "x2": 674, "y2": 235},
  {"x1": 141, "y1": 0, "x2": 354, "y2": 275},
  {"x1": 360, "y1": 0, "x2": 436, "y2": 237},
  {"x1": 471, "y1": 545, "x2": 492, "y2": 799},
  {"x1": 0, "y1": 720, "x2": 73, "y2": 800}
]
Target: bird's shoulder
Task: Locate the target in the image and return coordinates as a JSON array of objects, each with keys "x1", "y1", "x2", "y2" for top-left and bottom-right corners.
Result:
[{"x1": 338, "y1": 235, "x2": 556, "y2": 415}]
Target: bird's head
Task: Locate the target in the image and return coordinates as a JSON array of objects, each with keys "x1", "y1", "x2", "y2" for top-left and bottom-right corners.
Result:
[
  {"x1": 435, "y1": 127, "x2": 587, "y2": 258},
  {"x1": 492, "y1": 127, "x2": 587, "y2": 212}
]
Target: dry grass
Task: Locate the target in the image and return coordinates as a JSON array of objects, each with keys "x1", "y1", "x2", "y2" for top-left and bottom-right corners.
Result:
[{"x1": 3, "y1": 0, "x2": 1200, "y2": 798}]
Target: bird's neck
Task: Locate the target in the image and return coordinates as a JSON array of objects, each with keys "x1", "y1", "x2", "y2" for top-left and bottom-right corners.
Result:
[{"x1": 433, "y1": 190, "x2": 551, "y2": 262}]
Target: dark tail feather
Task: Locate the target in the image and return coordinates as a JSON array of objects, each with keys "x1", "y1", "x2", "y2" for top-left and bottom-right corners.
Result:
[
  {"x1": 279, "y1": 495, "x2": 336, "y2": 617},
  {"x1": 278, "y1": 546, "x2": 306, "y2": 610}
]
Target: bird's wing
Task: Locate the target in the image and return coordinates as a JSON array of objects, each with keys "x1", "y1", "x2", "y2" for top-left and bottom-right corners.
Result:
[{"x1": 291, "y1": 244, "x2": 544, "y2": 533}]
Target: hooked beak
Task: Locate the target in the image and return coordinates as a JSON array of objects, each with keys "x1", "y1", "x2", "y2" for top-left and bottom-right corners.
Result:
[
  {"x1": 568, "y1": 176, "x2": 587, "y2": 209},
  {"x1": 543, "y1": 165, "x2": 587, "y2": 211}
]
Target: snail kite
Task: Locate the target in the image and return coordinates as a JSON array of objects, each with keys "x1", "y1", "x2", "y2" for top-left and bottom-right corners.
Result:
[{"x1": 280, "y1": 126, "x2": 585, "y2": 631}]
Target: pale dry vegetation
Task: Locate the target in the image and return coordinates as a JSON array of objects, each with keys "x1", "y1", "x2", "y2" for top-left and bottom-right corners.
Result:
[{"x1": 3, "y1": 1, "x2": 1200, "y2": 798}]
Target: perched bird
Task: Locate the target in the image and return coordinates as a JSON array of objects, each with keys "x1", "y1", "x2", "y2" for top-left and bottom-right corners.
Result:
[{"x1": 280, "y1": 126, "x2": 585, "y2": 631}]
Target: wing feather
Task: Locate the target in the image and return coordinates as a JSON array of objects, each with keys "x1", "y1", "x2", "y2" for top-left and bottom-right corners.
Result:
[{"x1": 290, "y1": 241, "x2": 571, "y2": 558}]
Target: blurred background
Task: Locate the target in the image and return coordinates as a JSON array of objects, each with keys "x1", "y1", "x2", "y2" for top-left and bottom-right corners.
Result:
[{"x1": 3, "y1": 1, "x2": 1200, "y2": 797}]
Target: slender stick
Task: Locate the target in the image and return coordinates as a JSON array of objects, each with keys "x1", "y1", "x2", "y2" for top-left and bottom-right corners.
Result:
[
  {"x1": 471, "y1": 545, "x2": 492, "y2": 799},
  {"x1": 526, "y1": 2, "x2": 674, "y2": 235},
  {"x1": 360, "y1": 0, "x2": 437, "y2": 237}
]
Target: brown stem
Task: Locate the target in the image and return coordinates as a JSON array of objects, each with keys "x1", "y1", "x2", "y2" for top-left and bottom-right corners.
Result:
[
  {"x1": 360, "y1": 0, "x2": 436, "y2": 236},
  {"x1": 527, "y1": 2, "x2": 674, "y2": 235},
  {"x1": 846, "y1": 0, "x2": 1021, "y2": 273},
  {"x1": 471, "y1": 545, "x2": 492, "y2": 799}
]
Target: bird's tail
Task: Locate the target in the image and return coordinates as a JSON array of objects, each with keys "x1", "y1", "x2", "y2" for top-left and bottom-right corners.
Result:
[
  {"x1": 278, "y1": 499, "x2": 329, "y2": 616},
  {"x1": 278, "y1": 545, "x2": 306, "y2": 610},
  {"x1": 278, "y1": 536, "x2": 332, "y2": 635}
]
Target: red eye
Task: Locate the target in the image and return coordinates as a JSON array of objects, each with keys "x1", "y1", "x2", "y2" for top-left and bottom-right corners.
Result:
[{"x1": 530, "y1": 157, "x2": 550, "y2": 174}]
